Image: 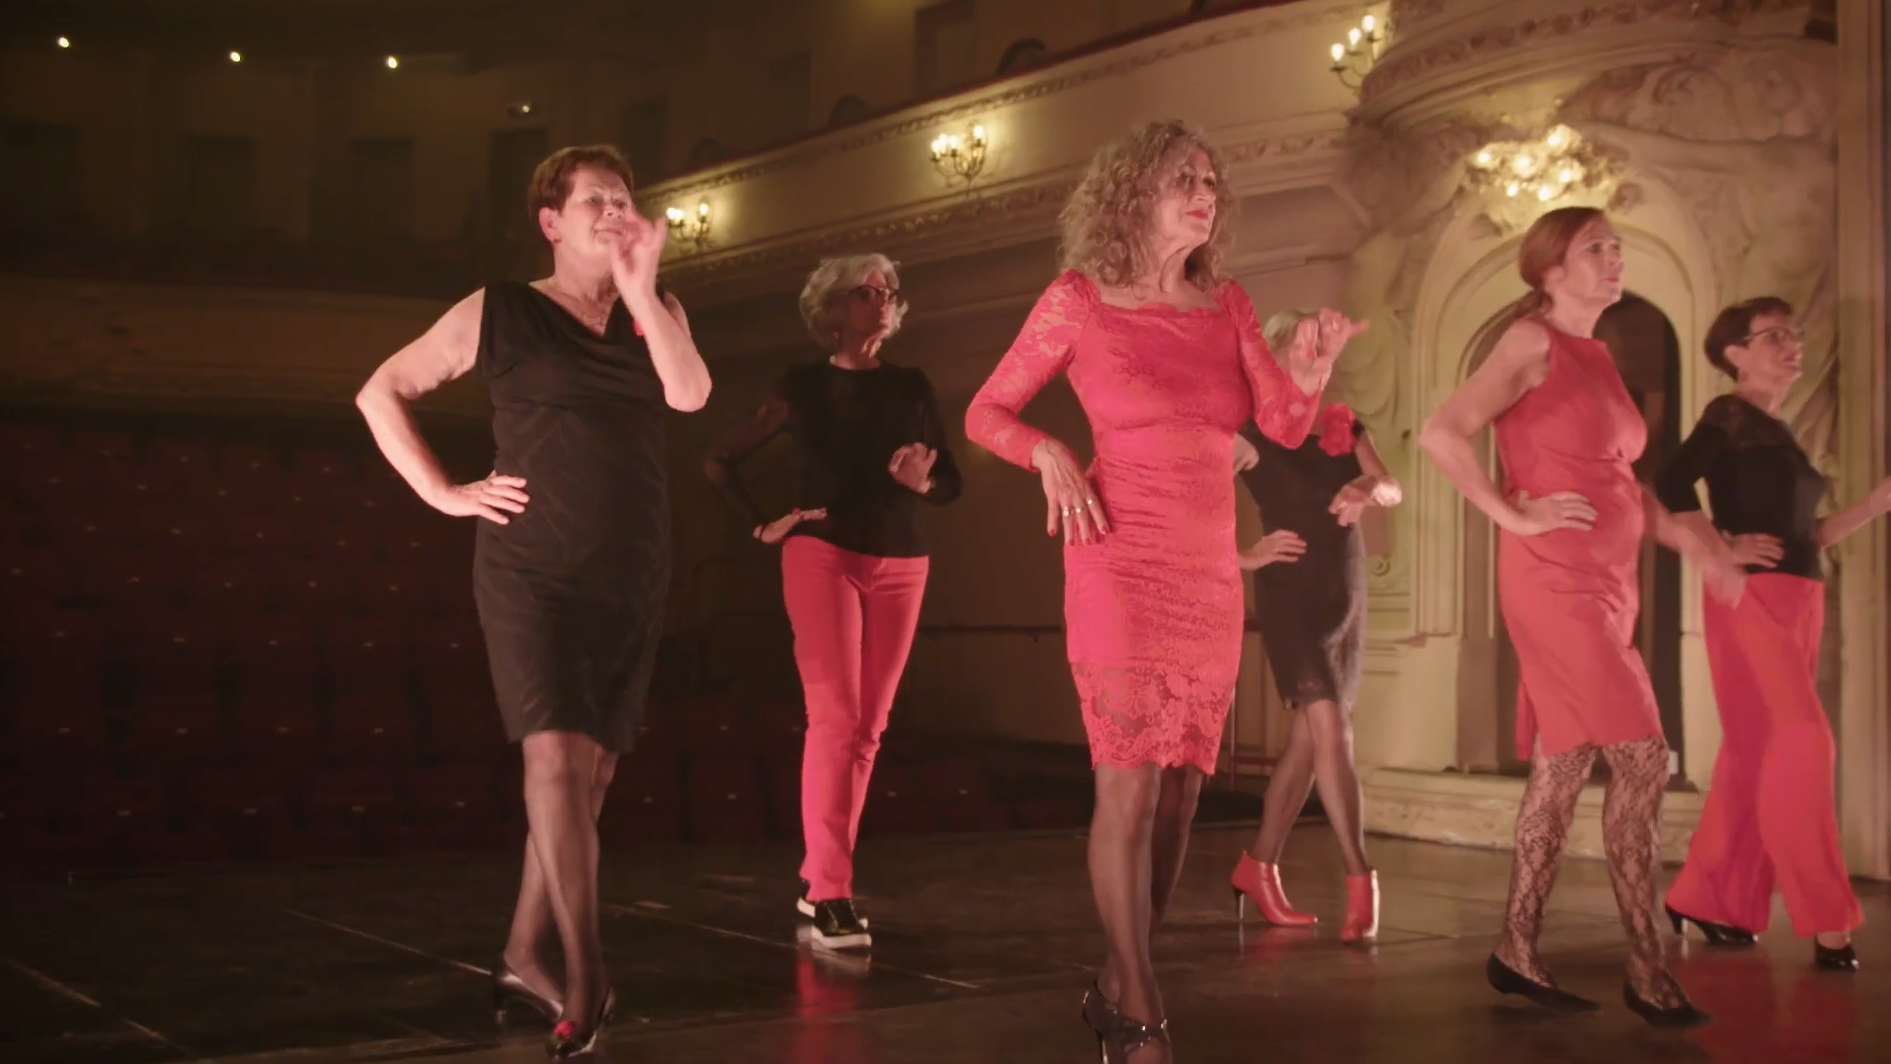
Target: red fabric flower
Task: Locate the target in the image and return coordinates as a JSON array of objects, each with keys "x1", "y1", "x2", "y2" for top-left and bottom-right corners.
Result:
[{"x1": 1318, "y1": 403, "x2": 1358, "y2": 457}]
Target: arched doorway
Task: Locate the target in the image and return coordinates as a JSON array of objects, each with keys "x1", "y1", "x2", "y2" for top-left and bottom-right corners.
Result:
[{"x1": 1456, "y1": 293, "x2": 1684, "y2": 777}]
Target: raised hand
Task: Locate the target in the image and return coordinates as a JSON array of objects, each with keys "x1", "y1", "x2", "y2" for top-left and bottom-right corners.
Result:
[
  {"x1": 889, "y1": 443, "x2": 938, "y2": 494},
  {"x1": 1505, "y1": 490, "x2": 1596, "y2": 536},
  {"x1": 1328, "y1": 477, "x2": 1376, "y2": 527},
  {"x1": 608, "y1": 209, "x2": 666, "y2": 298},
  {"x1": 430, "y1": 472, "x2": 529, "y2": 525},
  {"x1": 1284, "y1": 309, "x2": 1370, "y2": 375},
  {"x1": 756, "y1": 508, "x2": 828, "y2": 545},
  {"x1": 1239, "y1": 530, "x2": 1306, "y2": 570},
  {"x1": 1033, "y1": 438, "x2": 1109, "y2": 546},
  {"x1": 1232, "y1": 433, "x2": 1260, "y2": 474},
  {"x1": 1722, "y1": 532, "x2": 1783, "y2": 570}
]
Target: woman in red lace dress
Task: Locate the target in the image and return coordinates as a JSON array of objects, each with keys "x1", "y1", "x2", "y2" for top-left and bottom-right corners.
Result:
[{"x1": 965, "y1": 120, "x2": 1362, "y2": 1063}]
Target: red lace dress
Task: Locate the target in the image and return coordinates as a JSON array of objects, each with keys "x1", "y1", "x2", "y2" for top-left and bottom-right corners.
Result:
[{"x1": 965, "y1": 270, "x2": 1320, "y2": 772}]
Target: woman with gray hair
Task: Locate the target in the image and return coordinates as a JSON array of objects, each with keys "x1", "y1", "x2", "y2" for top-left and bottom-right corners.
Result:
[
  {"x1": 704, "y1": 253, "x2": 961, "y2": 950},
  {"x1": 1227, "y1": 308, "x2": 1401, "y2": 945},
  {"x1": 965, "y1": 121, "x2": 1363, "y2": 1063}
]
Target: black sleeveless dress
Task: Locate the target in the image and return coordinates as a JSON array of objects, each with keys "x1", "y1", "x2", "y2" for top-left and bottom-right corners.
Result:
[
  {"x1": 472, "y1": 281, "x2": 670, "y2": 753},
  {"x1": 1238, "y1": 409, "x2": 1367, "y2": 708}
]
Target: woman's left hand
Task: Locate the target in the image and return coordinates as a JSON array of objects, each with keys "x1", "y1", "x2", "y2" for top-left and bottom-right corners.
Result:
[
  {"x1": 889, "y1": 443, "x2": 938, "y2": 494},
  {"x1": 1701, "y1": 552, "x2": 1748, "y2": 608},
  {"x1": 608, "y1": 210, "x2": 666, "y2": 298},
  {"x1": 1284, "y1": 310, "x2": 1370, "y2": 377},
  {"x1": 1232, "y1": 433, "x2": 1260, "y2": 474},
  {"x1": 1328, "y1": 477, "x2": 1375, "y2": 527}
]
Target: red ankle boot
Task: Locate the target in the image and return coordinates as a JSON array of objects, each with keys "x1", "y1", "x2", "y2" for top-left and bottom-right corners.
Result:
[
  {"x1": 1341, "y1": 871, "x2": 1379, "y2": 943},
  {"x1": 1230, "y1": 854, "x2": 1317, "y2": 926}
]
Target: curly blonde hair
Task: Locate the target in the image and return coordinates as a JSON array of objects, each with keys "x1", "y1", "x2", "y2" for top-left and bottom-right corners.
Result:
[
  {"x1": 1058, "y1": 120, "x2": 1235, "y2": 289},
  {"x1": 798, "y1": 253, "x2": 907, "y2": 349},
  {"x1": 1263, "y1": 309, "x2": 1317, "y2": 358}
]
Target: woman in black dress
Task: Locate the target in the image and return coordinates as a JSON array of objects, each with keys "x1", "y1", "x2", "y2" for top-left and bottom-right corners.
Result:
[
  {"x1": 356, "y1": 145, "x2": 710, "y2": 1059},
  {"x1": 703, "y1": 253, "x2": 961, "y2": 949},
  {"x1": 1227, "y1": 309, "x2": 1400, "y2": 944}
]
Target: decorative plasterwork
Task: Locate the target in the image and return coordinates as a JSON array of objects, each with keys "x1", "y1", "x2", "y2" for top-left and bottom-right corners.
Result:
[
  {"x1": 1361, "y1": 0, "x2": 1803, "y2": 110},
  {"x1": 639, "y1": 0, "x2": 1370, "y2": 203},
  {"x1": 659, "y1": 128, "x2": 1348, "y2": 296}
]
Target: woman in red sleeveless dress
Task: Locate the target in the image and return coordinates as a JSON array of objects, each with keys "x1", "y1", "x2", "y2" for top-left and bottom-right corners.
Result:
[
  {"x1": 1420, "y1": 207, "x2": 1742, "y2": 1028},
  {"x1": 966, "y1": 121, "x2": 1362, "y2": 1063}
]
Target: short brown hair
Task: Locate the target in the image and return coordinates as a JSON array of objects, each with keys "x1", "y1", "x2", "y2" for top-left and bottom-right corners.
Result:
[
  {"x1": 527, "y1": 145, "x2": 635, "y2": 224},
  {"x1": 1515, "y1": 206, "x2": 1605, "y2": 317},
  {"x1": 1704, "y1": 296, "x2": 1794, "y2": 378}
]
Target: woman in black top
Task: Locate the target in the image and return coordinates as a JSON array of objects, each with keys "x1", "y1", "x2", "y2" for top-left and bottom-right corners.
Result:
[
  {"x1": 704, "y1": 254, "x2": 961, "y2": 949},
  {"x1": 1225, "y1": 311, "x2": 1401, "y2": 945},
  {"x1": 1657, "y1": 297, "x2": 1890, "y2": 972},
  {"x1": 357, "y1": 145, "x2": 710, "y2": 1058}
]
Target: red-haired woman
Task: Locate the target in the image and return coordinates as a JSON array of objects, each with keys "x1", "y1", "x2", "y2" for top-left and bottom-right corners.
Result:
[
  {"x1": 1421, "y1": 206, "x2": 1741, "y2": 1028},
  {"x1": 357, "y1": 145, "x2": 710, "y2": 1059}
]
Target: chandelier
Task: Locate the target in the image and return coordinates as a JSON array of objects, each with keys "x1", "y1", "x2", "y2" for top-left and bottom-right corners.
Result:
[{"x1": 1464, "y1": 125, "x2": 1620, "y2": 229}]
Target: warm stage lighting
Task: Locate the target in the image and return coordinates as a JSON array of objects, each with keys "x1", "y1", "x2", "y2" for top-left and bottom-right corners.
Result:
[
  {"x1": 229, "y1": 51, "x2": 243, "y2": 63},
  {"x1": 386, "y1": 56, "x2": 400, "y2": 69},
  {"x1": 57, "y1": 36, "x2": 71, "y2": 49}
]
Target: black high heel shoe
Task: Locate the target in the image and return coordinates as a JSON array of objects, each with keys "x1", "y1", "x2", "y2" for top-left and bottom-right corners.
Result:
[
  {"x1": 1105, "y1": 1012, "x2": 1170, "y2": 1062},
  {"x1": 1485, "y1": 954, "x2": 1601, "y2": 1013},
  {"x1": 492, "y1": 958, "x2": 561, "y2": 1027},
  {"x1": 1623, "y1": 980, "x2": 1711, "y2": 1029},
  {"x1": 545, "y1": 990, "x2": 614, "y2": 1060},
  {"x1": 1665, "y1": 905, "x2": 1758, "y2": 947},
  {"x1": 1079, "y1": 981, "x2": 1119, "y2": 1062},
  {"x1": 1813, "y1": 940, "x2": 1859, "y2": 971}
]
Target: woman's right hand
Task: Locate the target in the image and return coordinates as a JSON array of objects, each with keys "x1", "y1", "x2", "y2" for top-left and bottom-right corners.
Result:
[
  {"x1": 429, "y1": 473, "x2": 529, "y2": 524},
  {"x1": 1033, "y1": 438, "x2": 1109, "y2": 545},
  {"x1": 1503, "y1": 490, "x2": 1596, "y2": 536},
  {"x1": 1722, "y1": 532, "x2": 1784, "y2": 569},
  {"x1": 755, "y1": 508, "x2": 827, "y2": 545},
  {"x1": 1239, "y1": 530, "x2": 1305, "y2": 570}
]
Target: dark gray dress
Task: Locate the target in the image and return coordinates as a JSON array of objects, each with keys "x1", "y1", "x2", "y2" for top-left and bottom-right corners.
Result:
[
  {"x1": 1239, "y1": 410, "x2": 1367, "y2": 708},
  {"x1": 472, "y1": 281, "x2": 670, "y2": 753}
]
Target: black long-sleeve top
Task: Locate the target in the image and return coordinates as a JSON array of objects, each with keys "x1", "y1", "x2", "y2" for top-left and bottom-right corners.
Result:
[
  {"x1": 1652, "y1": 393, "x2": 1827, "y2": 580},
  {"x1": 704, "y1": 359, "x2": 963, "y2": 558}
]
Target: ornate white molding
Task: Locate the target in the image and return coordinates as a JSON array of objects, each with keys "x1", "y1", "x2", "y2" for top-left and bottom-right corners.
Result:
[
  {"x1": 1364, "y1": 0, "x2": 1802, "y2": 107},
  {"x1": 640, "y1": 0, "x2": 1369, "y2": 204},
  {"x1": 1365, "y1": 767, "x2": 1703, "y2": 862}
]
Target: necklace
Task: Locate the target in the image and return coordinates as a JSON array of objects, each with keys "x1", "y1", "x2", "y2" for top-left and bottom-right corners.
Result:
[{"x1": 538, "y1": 280, "x2": 615, "y2": 333}]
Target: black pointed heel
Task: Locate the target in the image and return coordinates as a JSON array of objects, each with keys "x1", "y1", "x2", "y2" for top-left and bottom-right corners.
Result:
[
  {"x1": 1665, "y1": 905, "x2": 1757, "y2": 946},
  {"x1": 1080, "y1": 981, "x2": 1119, "y2": 1062},
  {"x1": 1485, "y1": 954, "x2": 1601, "y2": 1014},
  {"x1": 1814, "y1": 940, "x2": 1859, "y2": 971},
  {"x1": 492, "y1": 958, "x2": 561, "y2": 1027},
  {"x1": 1623, "y1": 981, "x2": 1711, "y2": 1029},
  {"x1": 1105, "y1": 1012, "x2": 1170, "y2": 1061}
]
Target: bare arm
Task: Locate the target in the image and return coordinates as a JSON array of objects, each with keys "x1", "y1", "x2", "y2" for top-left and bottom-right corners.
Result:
[
  {"x1": 1815, "y1": 477, "x2": 1891, "y2": 548},
  {"x1": 1353, "y1": 430, "x2": 1402, "y2": 508},
  {"x1": 1417, "y1": 319, "x2": 1561, "y2": 533},
  {"x1": 628, "y1": 288, "x2": 712, "y2": 412},
  {"x1": 355, "y1": 291, "x2": 508, "y2": 516}
]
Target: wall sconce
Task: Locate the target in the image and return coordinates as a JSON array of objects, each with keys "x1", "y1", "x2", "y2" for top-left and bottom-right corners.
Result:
[
  {"x1": 1327, "y1": 13, "x2": 1389, "y2": 90},
  {"x1": 1464, "y1": 124, "x2": 1621, "y2": 232},
  {"x1": 664, "y1": 201, "x2": 712, "y2": 249},
  {"x1": 929, "y1": 123, "x2": 987, "y2": 185}
]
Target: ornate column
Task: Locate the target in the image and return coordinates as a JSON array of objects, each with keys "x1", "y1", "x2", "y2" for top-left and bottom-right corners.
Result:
[{"x1": 1834, "y1": 0, "x2": 1888, "y2": 879}]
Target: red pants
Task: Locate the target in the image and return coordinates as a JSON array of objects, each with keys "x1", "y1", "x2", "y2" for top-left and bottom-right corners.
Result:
[
  {"x1": 782, "y1": 536, "x2": 928, "y2": 900},
  {"x1": 1667, "y1": 574, "x2": 1862, "y2": 937}
]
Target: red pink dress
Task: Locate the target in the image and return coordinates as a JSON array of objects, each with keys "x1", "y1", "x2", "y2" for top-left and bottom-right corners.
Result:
[
  {"x1": 965, "y1": 270, "x2": 1319, "y2": 773},
  {"x1": 1494, "y1": 321, "x2": 1663, "y2": 760}
]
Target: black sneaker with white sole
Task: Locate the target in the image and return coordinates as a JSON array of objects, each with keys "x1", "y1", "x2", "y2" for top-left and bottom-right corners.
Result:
[
  {"x1": 809, "y1": 898, "x2": 872, "y2": 949},
  {"x1": 798, "y1": 880, "x2": 868, "y2": 927}
]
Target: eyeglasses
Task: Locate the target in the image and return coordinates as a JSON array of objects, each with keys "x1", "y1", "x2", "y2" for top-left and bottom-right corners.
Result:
[
  {"x1": 1741, "y1": 326, "x2": 1802, "y2": 346},
  {"x1": 848, "y1": 285, "x2": 904, "y2": 307}
]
